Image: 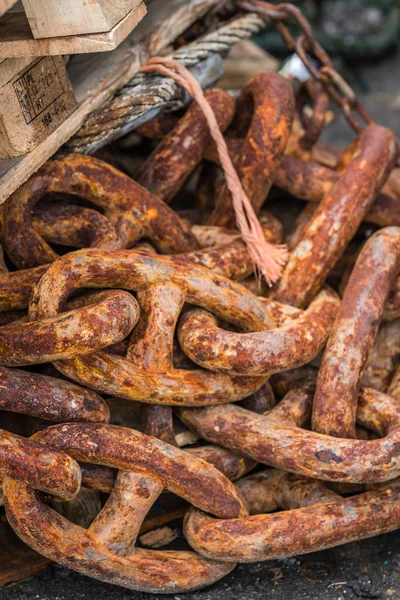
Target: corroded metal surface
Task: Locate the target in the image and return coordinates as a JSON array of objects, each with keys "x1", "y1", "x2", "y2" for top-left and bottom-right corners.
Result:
[
  {"x1": 0, "y1": 429, "x2": 80, "y2": 501},
  {"x1": 0, "y1": 366, "x2": 109, "y2": 423},
  {"x1": 178, "y1": 287, "x2": 339, "y2": 376},
  {"x1": 209, "y1": 72, "x2": 295, "y2": 227},
  {"x1": 0, "y1": 155, "x2": 198, "y2": 269},
  {"x1": 273, "y1": 156, "x2": 400, "y2": 229},
  {"x1": 3, "y1": 423, "x2": 247, "y2": 593},
  {"x1": 32, "y1": 204, "x2": 122, "y2": 251},
  {"x1": 0, "y1": 265, "x2": 47, "y2": 311},
  {"x1": 0, "y1": 8, "x2": 399, "y2": 592},
  {"x1": 184, "y1": 470, "x2": 400, "y2": 562},
  {"x1": 271, "y1": 125, "x2": 398, "y2": 308},
  {"x1": 28, "y1": 248, "x2": 273, "y2": 405},
  {"x1": 136, "y1": 89, "x2": 235, "y2": 202},
  {"x1": 385, "y1": 274, "x2": 400, "y2": 320},
  {"x1": 178, "y1": 380, "x2": 400, "y2": 483},
  {"x1": 313, "y1": 227, "x2": 400, "y2": 438},
  {"x1": 0, "y1": 290, "x2": 139, "y2": 366},
  {"x1": 0, "y1": 216, "x2": 281, "y2": 313},
  {"x1": 362, "y1": 319, "x2": 400, "y2": 391}
]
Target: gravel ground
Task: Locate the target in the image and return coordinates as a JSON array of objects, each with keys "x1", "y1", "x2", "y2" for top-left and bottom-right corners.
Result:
[{"x1": 2, "y1": 530, "x2": 400, "y2": 600}]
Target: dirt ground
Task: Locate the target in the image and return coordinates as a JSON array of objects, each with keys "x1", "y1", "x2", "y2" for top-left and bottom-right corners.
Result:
[
  {"x1": 2, "y1": 530, "x2": 400, "y2": 600},
  {"x1": 1, "y1": 47, "x2": 400, "y2": 600}
]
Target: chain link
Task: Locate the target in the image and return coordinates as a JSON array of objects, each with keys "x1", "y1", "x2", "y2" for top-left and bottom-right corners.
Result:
[{"x1": 237, "y1": 0, "x2": 376, "y2": 135}]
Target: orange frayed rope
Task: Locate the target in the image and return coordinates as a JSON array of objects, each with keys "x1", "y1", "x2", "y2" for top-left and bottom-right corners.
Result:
[{"x1": 140, "y1": 57, "x2": 288, "y2": 286}]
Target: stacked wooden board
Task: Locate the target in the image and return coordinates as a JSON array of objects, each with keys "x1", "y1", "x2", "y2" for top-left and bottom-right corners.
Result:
[{"x1": 0, "y1": 0, "x2": 147, "y2": 56}]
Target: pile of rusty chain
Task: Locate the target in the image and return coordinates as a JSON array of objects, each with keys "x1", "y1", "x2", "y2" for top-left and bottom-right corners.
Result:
[{"x1": 1, "y1": 1, "x2": 400, "y2": 595}]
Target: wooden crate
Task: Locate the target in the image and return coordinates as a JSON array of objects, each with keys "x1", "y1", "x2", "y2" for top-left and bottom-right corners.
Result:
[
  {"x1": 0, "y1": 0, "x2": 147, "y2": 57},
  {"x1": 22, "y1": 0, "x2": 144, "y2": 38},
  {"x1": 0, "y1": 0, "x2": 18, "y2": 17},
  {"x1": 0, "y1": 56, "x2": 77, "y2": 158},
  {"x1": 0, "y1": 0, "x2": 219, "y2": 203}
]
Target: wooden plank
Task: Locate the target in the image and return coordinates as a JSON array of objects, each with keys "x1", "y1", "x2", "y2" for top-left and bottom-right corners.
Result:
[
  {"x1": 0, "y1": 516, "x2": 50, "y2": 586},
  {"x1": 0, "y1": 0, "x2": 218, "y2": 204},
  {"x1": 0, "y1": 0, "x2": 18, "y2": 18},
  {"x1": 0, "y1": 56, "x2": 77, "y2": 158},
  {"x1": 21, "y1": 0, "x2": 143, "y2": 39},
  {"x1": 218, "y1": 40, "x2": 279, "y2": 89},
  {"x1": 0, "y1": 55, "x2": 33, "y2": 87},
  {"x1": 0, "y1": 2, "x2": 147, "y2": 57}
]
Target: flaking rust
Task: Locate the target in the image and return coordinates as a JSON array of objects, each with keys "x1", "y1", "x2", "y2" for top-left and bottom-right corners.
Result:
[
  {"x1": 184, "y1": 469, "x2": 400, "y2": 562},
  {"x1": 178, "y1": 377, "x2": 400, "y2": 484},
  {"x1": 0, "y1": 154, "x2": 199, "y2": 269},
  {"x1": 0, "y1": 5, "x2": 400, "y2": 591},
  {"x1": 136, "y1": 89, "x2": 235, "y2": 203},
  {"x1": 271, "y1": 125, "x2": 398, "y2": 308},
  {"x1": 313, "y1": 227, "x2": 400, "y2": 438},
  {"x1": 0, "y1": 213, "x2": 282, "y2": 312},
  {"x1": 209, "y1": 72, "x2": 295, "y2": 226},
  {"x1": 27, "y1": 247, "x2": 272, "y2": 405},
  {"x1": 3, "y1": 422, "x2": 246, "y2": 593},
  {"x1": 178, "y1": 287, "x2": 339, "y2": 376},
  {"x1": 0, "y1": 289, "x2": 139, "y2": 366}
]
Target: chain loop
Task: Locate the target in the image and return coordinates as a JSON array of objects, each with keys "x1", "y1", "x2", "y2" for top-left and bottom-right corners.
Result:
[{"x1": 237, "y1": 0, "x2": 380, "y2": 137}]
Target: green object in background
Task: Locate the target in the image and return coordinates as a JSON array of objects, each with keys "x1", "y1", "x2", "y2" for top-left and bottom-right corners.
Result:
[{"x1": 319, "y1": 0, "x2": 399, "y2": 57}]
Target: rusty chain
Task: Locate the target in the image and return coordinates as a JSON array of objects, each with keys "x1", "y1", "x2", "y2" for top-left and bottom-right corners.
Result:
[
  {"x1": 0, "y1": 2, "x2": 399, "y2": 591},
  {"x1": 3, "y1": 423, "x2": 246, "y2": 593},
  {"x1": 237, "y1": 0, "x2": 374, "y2": 136}
]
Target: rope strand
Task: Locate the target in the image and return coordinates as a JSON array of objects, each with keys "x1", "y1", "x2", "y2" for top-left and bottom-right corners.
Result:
[{"x1": 141, "y1": 57, "x2": 288, "y2": 286}]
